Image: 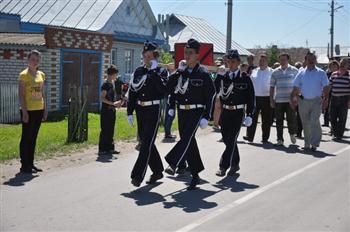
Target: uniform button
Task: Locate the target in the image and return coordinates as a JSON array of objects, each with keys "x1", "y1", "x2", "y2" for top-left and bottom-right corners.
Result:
[
  {"x1": 185, "y1": 99, "x2": 188, "y2": 102},
  {"x1": 142, "y1": 94, "x2": 145, "y2": 97}
]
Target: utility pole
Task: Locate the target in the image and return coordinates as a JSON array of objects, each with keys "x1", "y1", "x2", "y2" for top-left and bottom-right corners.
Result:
[
  {"x1": 329, "y1": 0, "x2": 344, "y2": 58},
  {"x1": 226, "y1": 0, "x2": 232, "y2": 52}
]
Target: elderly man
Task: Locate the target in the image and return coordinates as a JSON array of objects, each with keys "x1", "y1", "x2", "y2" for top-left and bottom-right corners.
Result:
[{"x1": 291, "y1": 52, "x2": 330, "y2": 151}]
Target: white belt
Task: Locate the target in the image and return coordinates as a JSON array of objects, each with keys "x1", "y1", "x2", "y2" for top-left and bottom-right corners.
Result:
[
  {"x1": 179, "y1": 104, "x2": 204, "y2": 110},
  {"x1": 223, "y1": 104, "x2": 245, "y2": 110},
  {"x1": 137, "y1": 100, "x2": 160, "y2": 106}
]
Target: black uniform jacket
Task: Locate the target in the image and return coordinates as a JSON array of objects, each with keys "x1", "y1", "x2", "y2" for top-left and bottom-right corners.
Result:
[
  {"x1": 127, "y1": 65, "x2": 168, "y2": 115},
  {"x1": 214, "y1": 70, "x2": 255, "y2": 116},
  {"x1": 166, "y1": 63, "x2": 216, "y2": 120}
]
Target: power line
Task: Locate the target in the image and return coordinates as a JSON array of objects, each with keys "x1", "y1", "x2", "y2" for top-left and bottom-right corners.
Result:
[
  {"x1": 339, "y1": 6, "x2": 350, "y2": 16},
  {"x1": 279, "y1": 0, "x2": 327, "y2": 12},
  {"x1": 287, "y1": 0, "x2": 328, "y2": 12},
  {"x1": 336, "y1": 11, "x2": 350, "y2": 26},
  {"x1": 276, "y1": 11, "x2": 321, "y2": 43}
]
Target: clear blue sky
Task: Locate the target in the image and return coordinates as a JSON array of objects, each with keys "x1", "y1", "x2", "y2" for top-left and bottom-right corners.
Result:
[{"x1": 148, "y1": 0, "x2": 350, "y2": 49}]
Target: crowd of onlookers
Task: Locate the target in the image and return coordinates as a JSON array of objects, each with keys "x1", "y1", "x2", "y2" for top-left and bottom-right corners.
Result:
[{"x1": 210, "y1": 52, "x2": 350, "y2": 151}]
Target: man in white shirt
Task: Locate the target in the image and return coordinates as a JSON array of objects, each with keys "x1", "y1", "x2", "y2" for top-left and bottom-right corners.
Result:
[{"x1": 244, "y1": 54, "x2": 273, "y2": 143}]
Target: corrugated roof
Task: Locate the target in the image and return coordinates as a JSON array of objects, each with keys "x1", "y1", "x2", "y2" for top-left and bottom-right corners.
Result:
[
  {"x1": 168, "y1": 14, "x2": 251, "y2": 56},
  {"x1": 309, "y1": 46, "x2": 350, "y2": 64},
  {"x1": 0, "y1": 0, "x2": 123, "y2": 31},
  {"x1": 0, "y1": 32, "x2": 45, "y2": 46}
]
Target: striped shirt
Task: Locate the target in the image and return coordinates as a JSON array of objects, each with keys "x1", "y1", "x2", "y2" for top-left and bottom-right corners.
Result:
[
  {"x1": 329, "y1": 71, "x2": 350, "y2": 97},
  {"x1": 270, "y1": 65, "x2": 299, "y2": 103}
]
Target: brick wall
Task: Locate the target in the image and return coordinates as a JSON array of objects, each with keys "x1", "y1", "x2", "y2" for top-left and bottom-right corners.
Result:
[
  {"x1": 102, "y1": 52, "x2": 111, "y2": 80},
  {"x1": 0, "y1": 46, "x2": 60, "y2": 111}
]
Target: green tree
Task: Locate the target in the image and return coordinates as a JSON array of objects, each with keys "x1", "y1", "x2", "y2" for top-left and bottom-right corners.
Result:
[
  {"x1": 159, "y1": 51, "x2": 173, "y2": 64},
  {"x1": 266, "y1": 45, "x2": 279, "y2": 67}
]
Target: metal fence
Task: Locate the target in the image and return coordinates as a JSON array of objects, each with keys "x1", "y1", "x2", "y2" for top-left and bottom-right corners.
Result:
[{"x1": 0, "y1": 82, "x2": 20, "y2": 124}]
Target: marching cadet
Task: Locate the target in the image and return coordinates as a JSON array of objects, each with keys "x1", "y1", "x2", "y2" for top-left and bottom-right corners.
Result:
[
  {"x1": 127, "y1": 41, "x2": 168, "y2": 187},
  {"x1": 215, "y1": 49, "x2": 255, "y2": 177},
  {"x1": 164, "y1": 38, "x2": 216, "y2": 190}
]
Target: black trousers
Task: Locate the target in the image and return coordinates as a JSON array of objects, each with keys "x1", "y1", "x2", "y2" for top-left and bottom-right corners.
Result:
[
  {"x1": 246, "y1": 96, "x2": 272, "y2": 141},
  {"x1": 275, "y1": 102, "x2": 297, "y2": 141},
  {"x1": 99, "y1": 108, "x2": 116, "y2": 152},
  {"x1": 131, "y1": 105, "x2": 164, "y2": 182},
  {"x1": 165, "y1": 109, "x2": 204, "y2": 175},
  {"x1": 219, "y1": 108, "x2": 244, "y2": 170},
  {"x1": 296, "y1": 106, "x2": 303, "y2": 137},
  {"x1": 20, "y1": 110, "x2": 43, "y2": 169},
  {"x1": 330, "y1": 96, "x2": 349, "y2": 138},
  {"x1": 323, "y1": 92, "x2": 332, "y2": 126}
]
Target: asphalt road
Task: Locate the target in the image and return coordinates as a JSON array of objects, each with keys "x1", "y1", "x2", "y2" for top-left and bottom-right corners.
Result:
[{"x1": 1, "y1": 115, "x2": 349, "y2": 232}]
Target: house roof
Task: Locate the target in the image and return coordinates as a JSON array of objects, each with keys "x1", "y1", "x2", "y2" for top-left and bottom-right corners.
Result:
[
  {"x1": 0, "y1": 32, "x2": 45, "y2": 46},
  {"x1": 309, "y1": 46, "x2": 350, "y2": 64},
  {"x1": 167, "y1": 14, "x2": 251, "y2": 56},
  {"x1": 0, "y1": 0, "x2": 123, "y2": 31},
  {"x1": 0, "y1": 0, "x2": 165, "y2": 43}
]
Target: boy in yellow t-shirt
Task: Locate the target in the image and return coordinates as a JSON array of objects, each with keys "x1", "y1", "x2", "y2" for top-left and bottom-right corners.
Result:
[{"x1": 18, "y1": 50, "x2": 47, "y2": 174}]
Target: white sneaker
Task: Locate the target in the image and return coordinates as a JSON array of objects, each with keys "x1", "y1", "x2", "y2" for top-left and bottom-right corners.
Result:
[{"x1": 290, "y1": 134, "x2": 297, "y2": 144}]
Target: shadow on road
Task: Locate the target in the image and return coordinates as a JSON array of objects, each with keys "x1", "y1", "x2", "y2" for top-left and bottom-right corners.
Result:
[
  {"x1": 298, "y1": 148, "x2": 336, "y2": 158},
  {"x1": 162, "y1": 188, "x2": 218, "y2": 213},
  {"x1": 248, "y1": 142, "x2": 300, "y2": 154},
  {"x1": 212, "y1": 174, "x2": 259, "y2": 193},
  {"x1": 3, "y1": 172, "x2": 38, "y2": 187},
  {"x1": 121, "y1": 182, "x2": 165, "y2": 206},
  {"x1": 121, "y1": 174, "x2": 218, "y2": 213},
  {"x1": 167, "y1": 174, "x2": 209, "y2": 185}
]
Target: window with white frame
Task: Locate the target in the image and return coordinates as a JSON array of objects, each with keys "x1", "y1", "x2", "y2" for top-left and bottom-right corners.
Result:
[
  {"x1": 111, "y1": 48, "x2": 117, "y2": 65},
  {"x1": 125, "y1": 49, "x2": 133, "y2": 74}
]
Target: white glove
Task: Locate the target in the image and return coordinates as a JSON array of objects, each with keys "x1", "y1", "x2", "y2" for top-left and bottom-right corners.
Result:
[
  {"x1": 127, "y1": 115, "x2": 134, "y2": 126},
  {"x1": 168, "y1": 109, "x2": 175, "y2": 117},
  {"x1": 150, "y1": 59, "x2": 158, "y2": 70},
  {"x1": 199, "y1": 118, "x2": 208, "y2": 129},
  {"x1": 178, "y1": 60, "x2": 187, "y2": 71},
  {"x1": 243, "y1": 116, "x2": 252, "y2": 127}
]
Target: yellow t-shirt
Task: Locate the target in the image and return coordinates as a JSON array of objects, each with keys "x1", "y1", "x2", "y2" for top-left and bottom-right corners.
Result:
[{"x1": 18, "y1": 68, "x2": 45, "y2": 111}]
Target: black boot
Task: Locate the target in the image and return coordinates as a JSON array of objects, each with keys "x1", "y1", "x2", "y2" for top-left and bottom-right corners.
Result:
[
  {"x1": 165, "y1": 165, "x2": 176, "y2": 176},
  {"x1": 187, "y1": 174, "x2": 200, "y2": 190},
  {"x1": 146, "y1": 173, "x2": 164, "y2": 184}
]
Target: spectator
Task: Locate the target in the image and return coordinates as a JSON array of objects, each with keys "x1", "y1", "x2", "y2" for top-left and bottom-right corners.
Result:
[
  {"x1": 323, "y1": 60, "x2": 340, "y2": 128},
  {"x1": 247, "y1": 55, "x2": 257, "y2": 76},
  {"x1": 291, "y1": 52, "x2": 330, "y2": 151},
  {"x1": 270, "y1": 53, "x2": 299, "y2": 146},
  {"x1": 163, "y1": 92, "x2": 177, "y2": 141},
  {"x1": 273, "y1": 62, "x2": 280, "y2": 69},
  {"x1": 213, "y1": 65, "x2": 226, "y2": 132},
  {"x1": 240, "y1": 62, "x2": 249, "y2": 73},
  {"x1": 244, "y1": 54, "x2": 273, "y2": 143},
  {"x1": 294, "y1": 62, "x2": 303, "y2": 70},
  {"x1": 18, "y1": 50, "x2": 47, "y2": 173},
  {"x1": 98, "y1": 65, "x2": 122, "y2": 156},
  {"x1": 329, "y1": 58, "x2": 350, "y2": 141}
]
